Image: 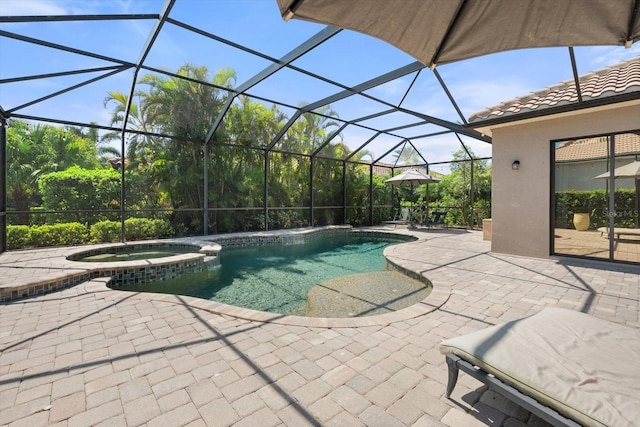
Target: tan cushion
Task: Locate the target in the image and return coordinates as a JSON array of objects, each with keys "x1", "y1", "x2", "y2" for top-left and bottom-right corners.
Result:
[{"x1": 440, "y1": 308, "x2": 640, "y2": 427}]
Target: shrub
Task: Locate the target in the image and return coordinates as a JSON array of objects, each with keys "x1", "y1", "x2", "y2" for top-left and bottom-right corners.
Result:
[
  {"x1": 5, "y1": 218, "x2": 175, "y2": 249},
  {"x1": 30, "y1": 223, "x2": 88, "y2": 247},
  {"x1": 126, "y1": 218, "x2": 174, "y2": 240},
  {"x1": 147, "y1": 218, "x2": 174, "y2": 238},
  {"x1": 89, "y1": 220, "x2": 121, "y2": 243},
  {"x1": 38, "y1": 166, "x2": 121, "y2": 224},
  {"x1": 90, "y1": 218, "x2": 174, "y2": 243},
  {"x1": 124, "y1": 218, "x2": 149, "y2": 241},
  {"x1": 555, "y1": 189, "x2": 635, "y2": 229},
  {"x1": 7, "y1": 225, "x2": 31, "y2": 250}
]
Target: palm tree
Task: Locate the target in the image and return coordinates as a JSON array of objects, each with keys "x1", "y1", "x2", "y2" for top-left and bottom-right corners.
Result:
[
  {"x1": 139, "y1": 65, "x2": 236, "y2": 140},
  {"x1": 67, "y1": 123, "x2": 119, "y2": 162},
  {"x1": 134, "y1": 64, "x2": 237, "y2": 232},
  {"x1": 103, "y1": 91, "x2": 156, "y2": 169},
  {"x1": 393, "y1": 142, "x2": 421, "y2": 166}
]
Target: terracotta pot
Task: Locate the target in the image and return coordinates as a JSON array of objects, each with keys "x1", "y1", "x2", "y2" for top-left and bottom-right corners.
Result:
[{"x1": 573, "y1": 213, "x2": 590, "y2": 231}]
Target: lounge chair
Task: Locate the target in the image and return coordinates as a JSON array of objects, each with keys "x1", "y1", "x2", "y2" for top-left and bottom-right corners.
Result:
[
  {"x1": 440, "y1": 307, "x2": 640, "y2": 427},
  {"x1": 424, "y1": 211, "x2": 446, "y2": 228},
  {"x1": 597, "y1": 227, "x2": 640, "y2": 240},
  {"x1": 384, "y1": 207, "x2": 410, "y2": 227}
]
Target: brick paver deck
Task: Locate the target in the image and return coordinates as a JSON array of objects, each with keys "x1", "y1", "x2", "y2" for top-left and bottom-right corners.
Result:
[{"x1": 1, "y1": 227, "x2": 639, "y2": 426}]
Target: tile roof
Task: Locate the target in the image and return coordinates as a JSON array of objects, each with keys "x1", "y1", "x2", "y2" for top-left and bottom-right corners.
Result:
[
  {"x1": 469, "y1": 56, "x2": 640, "y2": 124},
  {"x1": 360, "y1": 160, "x2": 395, "y2": 176},
  {"x1": 555, "y1": 132, "x2": 640, "y2": 162},
  {"x1": 359, "y1": 161, "x2": 447, "y2": 177}
]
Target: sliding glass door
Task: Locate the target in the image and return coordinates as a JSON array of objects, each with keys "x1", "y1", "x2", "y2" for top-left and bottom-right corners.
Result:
[{"x1": 553, "y1": 131, "x2": 640, "y2": 263}]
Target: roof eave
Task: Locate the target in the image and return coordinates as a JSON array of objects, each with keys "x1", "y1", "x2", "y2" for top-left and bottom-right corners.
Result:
[{"x1": 466, "y1": 91, "x2": 640, "y2": 136}]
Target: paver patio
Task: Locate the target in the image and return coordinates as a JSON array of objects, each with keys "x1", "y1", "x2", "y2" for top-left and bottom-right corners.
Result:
[{"x1": 1, "y1": 227, "x2": 639, "y2": 426}]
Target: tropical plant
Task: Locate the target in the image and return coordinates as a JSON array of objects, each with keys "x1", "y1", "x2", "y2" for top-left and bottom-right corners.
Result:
[
  {"x1": 6, "y1": 120, "x2": 103, "y2": 224},
  {"x1": 393, "y1": 142, "x2": 421, "y2": 166},
  {"x1": 137, "y1": 65, "x2": 237, "y2": 230},
  {"x1": 38, "y1": 166, "x2": 121, "y2": 224},
  {"x1": 217, "y1": 98, "x2": 284, "y2": 204},
  {"x1": 102, "y1": 91, "x2": 156, "y2": 167},
  {"x1": 6, "y1": 121, "x2": 47, "y2": 224},
  {"x1": 434, "y1": 148, "x2": 491, "y2": 227}
]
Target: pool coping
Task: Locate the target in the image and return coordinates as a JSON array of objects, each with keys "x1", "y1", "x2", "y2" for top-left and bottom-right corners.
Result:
[{"x1": 1, "y1": 226, "x2": 452, "y2": 326}]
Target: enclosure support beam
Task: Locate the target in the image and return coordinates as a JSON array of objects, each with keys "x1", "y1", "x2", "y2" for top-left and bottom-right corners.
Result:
[
  {"x1": 203, "y1": 144, "x2": 209, "y2": 235},
  {"x1": 310, "y1": 123, "x2": 348, "y2": 157},
  {"x1": 119, "y1": 132, "x2": 126, "y2": 243},
  {"x1": 345, "y1": 132, "x2": 381, "y2": 162},
  {"x1": 433, "y1": 68, "x2": 467, "y2": 124},
  {"x1": 608, "y1": 135, "x2": 616, "y2": 259},
  {"x1": 204, "y1": 26, "x2": 341, "y2": 146},
  {"x1": 0, "y1": 65, "x2": 125, "y2": 85},
  {"x1": 267, "y1": 113, "x2": 301, "y2": 152},
  {"x1": 0, "y1": 29, "x2": 132, "y2": 67},
  {"x1": 456, "y1": 134, "x2": 475, "y2": 228},
  {"x1": 0, "y1": 115, "x2": 6, "y2": 253},
  {"x1": 343, "y1": 162, "x2": 347, "y2": 224},
  {"x1": 310, "y1": 157, "x2": 315, "y2": 226},
  {"x1": 369, "y1": 165, "x2": 374, "y2": 226},
  {"x1": 374, "y1": 139, "x2": 407, "y2": 164},
  {"x1": 266, "y1": 60, "x2": 490, "y2": 151},
  {"x1": 119, "y1": 0, "x2": 176, "y2": 242},
  {"x1": 7, "y1": 67, "x2": 130, "y2": 115},
  {"x1": 470, "y1": 158, "x2": 475, "y2": 228},
  {"x1": 264, "y1": 151, "x2": 269, "y2": 231},
  {"x1": 0, "y1": 13, "x2": 159, "y2": 23},
  {"x1": 568, "y1": 47, "x2": 583, "y2": 103}
]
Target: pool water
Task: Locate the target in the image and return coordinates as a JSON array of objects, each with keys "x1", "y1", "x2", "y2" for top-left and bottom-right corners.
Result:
[
  {"x1": 118, "y1": 234, "x2": 421, "y2": 316},
  {"x1": 79, "y1": 248, "x2": 196, "y2": 262}
]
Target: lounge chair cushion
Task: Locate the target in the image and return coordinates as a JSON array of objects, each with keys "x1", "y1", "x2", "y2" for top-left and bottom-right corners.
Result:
[{"x1": 440, "y1": 307, "x2": 640, "y2": 427}]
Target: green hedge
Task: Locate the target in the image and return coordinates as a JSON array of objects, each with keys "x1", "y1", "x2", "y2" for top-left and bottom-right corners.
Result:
[
  {"x1": 7, "y1": 225, "x2": 31, "y2": 250},
  {"x1": 7, "y1": 223, "x2": 91, "y2": 249},
  {"x1": 89, "y1": 218, "x2": 174, "y2": 242},
  {"x1": 38, "y1": 166, "x2": 121, "y2": 224},
  {"x1": 30, "y1": 223, "x2": 89, "y2": 247},
  {"x1": 7, "y1": 218, "x2": 174, "y2": 249},
  {"x1": 89, "y1": 221, "x2": 121, "y2": 243},
  {"x1": 555, "y1": 189, "x2": 636, "y2": 229}
]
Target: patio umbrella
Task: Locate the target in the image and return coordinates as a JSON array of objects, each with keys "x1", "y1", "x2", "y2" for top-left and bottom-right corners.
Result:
[
  {"x1": 276, "y1": 0, "x2": 639, "y2": 68},
  {"x1": 593, "y1": 161, "x2": 640, "y2": 179},
  {"x1": 385, "y1": 169, "x2": 440, "y2": 187},
  {"x1": 385, "y1": 169, "x2": 440, "y2": 226},
  {"x1": 593, "y1": 161, "x2": 640, "y2": 227}
]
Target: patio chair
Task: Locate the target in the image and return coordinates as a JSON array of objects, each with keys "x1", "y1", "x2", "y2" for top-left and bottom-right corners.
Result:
[
  {"x1": 424, "y1": 211, "x2": 446, "y2": 228},
  {"x1": 384, "y1": 207, "x2": 410, "y2": 227},
  {"x1": 439, "y1": 307, "x2": 640, "y2": 427}
]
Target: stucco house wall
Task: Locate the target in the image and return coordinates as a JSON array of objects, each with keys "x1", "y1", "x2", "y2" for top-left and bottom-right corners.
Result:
[{"x1": 487, "y1": 101, "x2": 640, "y2": 258}]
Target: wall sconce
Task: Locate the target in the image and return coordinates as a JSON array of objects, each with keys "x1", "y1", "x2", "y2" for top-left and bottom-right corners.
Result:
[{"x1": 512, "y1": 160, "x2": 520, "y2": 170}]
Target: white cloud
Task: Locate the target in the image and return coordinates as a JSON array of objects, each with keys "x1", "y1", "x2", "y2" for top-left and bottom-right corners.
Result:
[
  {"x1": 584, "y1": 45, "x2": 640, "y2": 68},
  {"x1": 448, "y1": 79, "x2": 533, "y2": 116},
  {"x1": 368, "y1": 77, "x2": 411, "y2": 98}
]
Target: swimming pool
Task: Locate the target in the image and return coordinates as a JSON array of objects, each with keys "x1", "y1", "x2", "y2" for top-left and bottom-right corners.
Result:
[
  {"x1": 117, "y1": 233, "x2": 429, "y2": 317},
  {"x1": 67, "y1": 242, "x2": 201, "y2": 262}
]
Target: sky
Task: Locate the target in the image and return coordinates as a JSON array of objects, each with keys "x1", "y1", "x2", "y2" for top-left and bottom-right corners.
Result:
[{"x1": 1, "y1": 0, "x2": 639, "y2": 174}]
